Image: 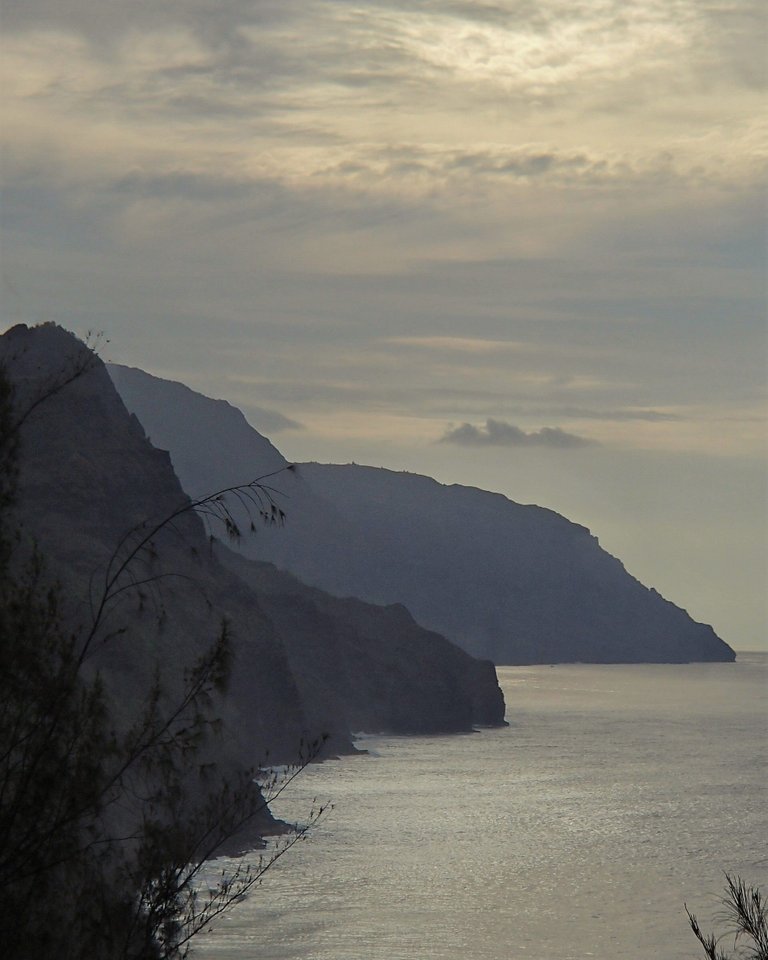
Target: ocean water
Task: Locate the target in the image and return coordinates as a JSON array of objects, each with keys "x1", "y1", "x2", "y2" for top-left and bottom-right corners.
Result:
[{"x1": 194, "y1": 655, "x2": 767, "y2": 960}]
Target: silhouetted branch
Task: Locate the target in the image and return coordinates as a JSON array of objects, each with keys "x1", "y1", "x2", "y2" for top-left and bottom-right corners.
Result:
[{"x1": 687, "y1": 874, "x2": 768, "y2": 960}]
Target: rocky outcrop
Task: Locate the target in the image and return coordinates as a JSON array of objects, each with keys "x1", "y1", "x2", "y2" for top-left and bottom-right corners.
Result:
[
  {"x1": 2, "y1": 324, "x2": 309, "y2": 766},
  {"x1": 107, "y1": 362, "x2": 288, "y2": 492},
  {"x1": 281, "y1": 463, "x2": 735, "y2": 664},
  {"x1": 110, "y1": 362, "x2": 735, "y2": 665},
  {"x1": 2, "y1": 325, "x2": 504, "y2": 778},
  {"x1": 219, "y1": 549, "x2": 505, "y2": 734}
]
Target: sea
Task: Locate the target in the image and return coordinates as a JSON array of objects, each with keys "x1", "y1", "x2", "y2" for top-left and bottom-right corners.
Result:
[{"x1": 194, "y1": 654, "x2": 767, "y2": 960}]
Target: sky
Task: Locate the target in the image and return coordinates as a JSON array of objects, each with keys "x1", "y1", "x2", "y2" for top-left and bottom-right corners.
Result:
[{"x1": 1, "y1": 0, "x2": 766, "y2": 650}]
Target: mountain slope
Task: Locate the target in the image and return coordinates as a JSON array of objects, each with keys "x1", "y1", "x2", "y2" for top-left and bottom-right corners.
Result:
[
  {"x1": 4, "y1": 325, "x2": 309, "y2": 765},
  {"x1": 279, "y1": 463, "x2": 735, "y2": 664},
  {"x1": 219, "y1": 548, "x2": 505, "y2": 734},
  {"x1": 110, "y1": 363, "x2": 735, "y2": 665},
  {"x1": 1, "y1": 325, "x2": 503, "y2": 770},
  {"x1": 107, "y1": 363, "x2": 288, "y2": 491}
]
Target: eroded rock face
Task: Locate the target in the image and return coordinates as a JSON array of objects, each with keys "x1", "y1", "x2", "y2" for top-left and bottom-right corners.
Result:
[
  {"x1": 2, "y1": 324, "x2": 504, "y2": 783},
  {"x1": 270, "y1": 462, "x2": 735, "y2": 665},
  {"x1": 218, "y1": 549, "x2": 506, "y2": 734},
  {"x1": 110, "y1": 361, "x2": 735, "y2": 665},
  {"x1": 2, "y1": 323, "x2": 309, "y2": 767}
]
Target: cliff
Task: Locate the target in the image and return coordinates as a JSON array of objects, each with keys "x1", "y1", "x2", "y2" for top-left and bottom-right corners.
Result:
[
  {"x1": 219, "y1": 548, "x2": 505, "y2": 734},
  {"x1": 2, "y1": 324, "x2": 308, "y2": 765},
  {"x1": 109, "y1": 362, "x2": 735, "y2": 665},
  {"x1": 274, "y1": 463, "x2": 735, "y2": 664},
  {"x1": 1, "y1": 325, "x2": 504, "y2": 773}
]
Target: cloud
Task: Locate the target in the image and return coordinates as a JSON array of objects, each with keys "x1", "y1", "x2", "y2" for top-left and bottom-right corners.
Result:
[
  {"x1": 0, "y1": 0, "x2": 763, "y2": 465},
  {"x1": 552, "y1": 407, "x2": 682, "y2": 423},
  {"x1": 440, "y1": 419, "x2": 595, "y2": 448},
  {"x1": 1, "y1": 0, "x2": 762, "y2": 203},
  {"x1": 382, "y1": 335, "x2": 524, "y2": 353}
]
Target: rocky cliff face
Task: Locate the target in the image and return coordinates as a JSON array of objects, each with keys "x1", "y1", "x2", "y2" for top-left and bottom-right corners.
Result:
[
  {"x1": 276, "y1": 463, "x2": 735, "y2": 664},
  {"x1": 107, "y1": 363, "x2": 288, "y2": 491},
  {"x1": 3, "y1": 324, "x2": 309, "y2": 766},
  {"x1": 219, "y1": 548, "x2": 505, "y2": 734},
  {"x1": 110, "y1": 362, "x2": 735, "y2": 665},
  {"x1": 1, "y1": 325, "x2": 504, "y2": 774}
]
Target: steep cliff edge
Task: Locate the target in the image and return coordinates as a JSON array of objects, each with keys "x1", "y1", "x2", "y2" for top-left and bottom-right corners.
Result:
[
  {"x1": 1, "y1": 325, "x2": 504, "y2": 769},
  {"x1": 281, "y1": 463, "x2": 735, "y2": 664},
  {"x1": 110, "y1": 363, "x2": 735, "y2": 665},
  {"x1": 2, "y1": 324, "x2": 309, "y2": 766},
  {"x1": 218, "y1": 547, "x2": 505, "y2": 734}
]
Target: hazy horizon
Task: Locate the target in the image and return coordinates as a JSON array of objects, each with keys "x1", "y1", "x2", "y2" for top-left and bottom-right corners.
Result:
[{"x1": 1, "y1": 1, "x2": 765, "y2": 650}]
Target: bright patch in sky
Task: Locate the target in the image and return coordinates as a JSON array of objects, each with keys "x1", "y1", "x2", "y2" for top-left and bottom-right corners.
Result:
[{"x1": 0, "y1": 0, "x2": 765, "y2": 648}]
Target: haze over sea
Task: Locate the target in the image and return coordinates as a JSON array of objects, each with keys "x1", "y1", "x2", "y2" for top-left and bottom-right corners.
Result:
[{"x1": 195, "y1": 655, "x2": 766, "y2": 960}]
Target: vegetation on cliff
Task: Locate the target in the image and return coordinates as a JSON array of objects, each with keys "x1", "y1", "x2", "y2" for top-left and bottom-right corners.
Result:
[
  {"x1": 0, "y1": 322, "x2": 504, "y2": 956},
  {"x1": 0, "y1": 340, "x2": 322, "y2": 958}
]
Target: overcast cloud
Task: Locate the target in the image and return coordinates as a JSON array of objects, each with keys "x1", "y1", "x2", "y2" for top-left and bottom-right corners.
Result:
[
  {"x1": 441, "y1": 419, "x2": 595, "y2": 447},
  {"x1": 1, "y1": 0, "x2": 765, "y2": 647}
]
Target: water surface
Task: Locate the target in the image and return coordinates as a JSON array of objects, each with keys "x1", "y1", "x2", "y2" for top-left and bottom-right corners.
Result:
[{"x1": 195, "y1": 656, "x2": 767, "y2": 959}]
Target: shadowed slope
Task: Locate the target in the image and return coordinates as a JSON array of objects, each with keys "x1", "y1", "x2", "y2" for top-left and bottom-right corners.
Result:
[{"x1": 110, "y1": 362, "x2": 735, "y2": 665}]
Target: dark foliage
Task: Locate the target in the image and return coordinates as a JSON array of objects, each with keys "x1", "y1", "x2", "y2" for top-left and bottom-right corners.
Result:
[
  {"x1": 0, "y1": 355, "x2": 325, "y2": 959},
  {"x1": 687, "y1": 874, "x2": 768, "y2": 960}
]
